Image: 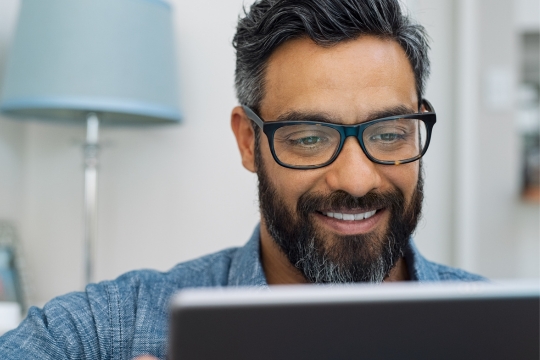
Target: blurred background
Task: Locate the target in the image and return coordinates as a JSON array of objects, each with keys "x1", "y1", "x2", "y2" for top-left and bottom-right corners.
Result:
[{"x1": 0, "y1": 0, "x2": 537, "y2": 319}]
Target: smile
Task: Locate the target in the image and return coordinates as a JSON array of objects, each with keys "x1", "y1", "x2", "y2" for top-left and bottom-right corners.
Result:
[{"x1": 322, "y1": 210, "x2": 378, "y2": 221}]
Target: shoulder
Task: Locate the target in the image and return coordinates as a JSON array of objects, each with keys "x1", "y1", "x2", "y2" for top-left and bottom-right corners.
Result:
[
  {"x1": 100, "y1": 245, "x2": 242, "y2": 296},
  {"x1": 159, "y1": 246, "x2": 241, "y2": 287},
  {"x1": 50, "y1": 245, "x2": 243, "y2": 316},
  {"x1": 426, "y1": 260, "x2": 487, "y2": 282},
  {"x1": 0, "y1": 246, "x2": 244, "y2": 359},
  {"x1": 407, "y1": 238, "x2": 487, "y2": 282}
]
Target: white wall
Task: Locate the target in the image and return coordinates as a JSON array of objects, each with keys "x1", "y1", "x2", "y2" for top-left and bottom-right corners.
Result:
[
  {"x1": 412, "y1": 0, "x2": 540, "y2": 279},
  {"x1": 474, "y1": 0, "x2": 539, "y2": 278},
  {"x1": 473, "y1": 0, "x2": 520, "y2": 277},
  {"x1": 3, "y1": 0, "x2": 260, "y2": 305},
  {"x1": 0, "y1": 0, "x2": 25, "y2": 227},
  {"x1": 0, "y1": 0, "x2": 537, "y2": 306},
  {"x1": 94, "y1": 0, "x2": 262, "y2": 282},
  {"x1": 404, "y1": 0, "x2": 456, "y2": 266}
]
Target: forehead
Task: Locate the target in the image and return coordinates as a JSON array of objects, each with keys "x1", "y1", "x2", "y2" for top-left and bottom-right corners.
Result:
[{"x1": 260, "y1": 36, "x2": 418, "y2": 123}]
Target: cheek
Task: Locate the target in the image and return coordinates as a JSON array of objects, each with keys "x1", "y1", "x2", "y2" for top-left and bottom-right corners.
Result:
[
  {"x1": 379, "y1": 162, "x2": 419, "y2": 201},
  {"x1": 259, "y1": 137, "x2": 322, "y2": 206}
]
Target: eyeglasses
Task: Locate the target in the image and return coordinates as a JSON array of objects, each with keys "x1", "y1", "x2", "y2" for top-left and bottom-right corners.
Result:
[{"x1": 242, "y1": 100, "x2": 437, "y2": 170}]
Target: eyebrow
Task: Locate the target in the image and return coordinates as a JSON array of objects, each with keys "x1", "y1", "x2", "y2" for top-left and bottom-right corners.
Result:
[{"x1": 274, "y1": 105, "x2": 417, "y2": 124}]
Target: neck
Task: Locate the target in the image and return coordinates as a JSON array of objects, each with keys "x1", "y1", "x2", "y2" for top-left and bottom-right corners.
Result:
[
  {"x1": 383, "y1": 257, "x2": 410, "y2": 282},
  {"x1": 259, "y1": 220, "x2": 410, "y2": 285},
  {"x1": 260, "y1": 221, "x2": 308, "y2": 284}
]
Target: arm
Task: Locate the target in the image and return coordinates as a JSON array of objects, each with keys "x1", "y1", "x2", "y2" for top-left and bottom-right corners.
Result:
[
  {"x1": 0, "y1": 270, "x2": 172, "y2": 360},
  {"x1": 0, "y1": 291, "x2": 103, "y2": 359}
]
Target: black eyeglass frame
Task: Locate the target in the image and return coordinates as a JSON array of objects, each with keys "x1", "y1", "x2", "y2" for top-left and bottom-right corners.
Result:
[{"x1": 242, "y1": 99, "x2": 437, "y2": 170}]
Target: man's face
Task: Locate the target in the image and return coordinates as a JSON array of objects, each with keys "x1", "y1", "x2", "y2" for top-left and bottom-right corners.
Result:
[{"x1": 240, "y1": 36, "x2": 423, "y2": 283}]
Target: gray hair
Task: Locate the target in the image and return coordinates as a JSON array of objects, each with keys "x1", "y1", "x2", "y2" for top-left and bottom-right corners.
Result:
[{"x1": 233, "y1": 0, "x2": 430, "y2": 110}]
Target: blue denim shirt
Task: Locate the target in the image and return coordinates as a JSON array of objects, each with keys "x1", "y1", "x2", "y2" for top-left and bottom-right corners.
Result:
[{"x1": 0, "y1": 225, "x2": 484, "y2": 359}]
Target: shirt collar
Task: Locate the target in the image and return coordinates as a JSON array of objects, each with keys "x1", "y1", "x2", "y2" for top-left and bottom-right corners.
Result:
[
  {"x1": 405, "y1": 238, "x2": 441, "y2": 281},
  {"x1": 228, "y1": 223, "x2": 440, "y2": 286}
]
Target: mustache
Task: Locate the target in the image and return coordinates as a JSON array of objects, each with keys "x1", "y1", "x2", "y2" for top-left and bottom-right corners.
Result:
[{"x1": 297, "y1": 189, "x2": 405, "y2": 217}]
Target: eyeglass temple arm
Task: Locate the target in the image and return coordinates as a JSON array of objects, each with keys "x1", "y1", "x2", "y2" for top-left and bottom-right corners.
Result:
[{"x1": 242, "y1": 105, "x2": 265, "y2": 128}]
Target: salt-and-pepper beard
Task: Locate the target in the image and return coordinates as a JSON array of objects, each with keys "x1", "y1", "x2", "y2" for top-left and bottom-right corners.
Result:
[{"x1": 256, "y1": 146, "x2": 424, "y2": 284}]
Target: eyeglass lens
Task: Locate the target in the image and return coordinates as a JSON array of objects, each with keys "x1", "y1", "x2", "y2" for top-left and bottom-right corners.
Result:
[{"x1": 272, "y1": 118, "x2": 428, "y2": 167}]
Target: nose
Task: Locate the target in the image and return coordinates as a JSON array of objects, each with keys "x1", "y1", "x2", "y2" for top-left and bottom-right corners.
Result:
[{"x1": 324, "y1": 137, "x2": 382, "y2": 197}]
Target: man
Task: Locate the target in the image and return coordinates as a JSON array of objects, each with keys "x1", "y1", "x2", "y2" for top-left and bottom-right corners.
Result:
[{"x1": 0, "y1": 0, "x2": 483, "y2": 359}]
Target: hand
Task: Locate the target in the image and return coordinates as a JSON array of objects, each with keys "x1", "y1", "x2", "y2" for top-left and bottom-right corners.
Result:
[{"x1": 133, "y1": 356, "x2": 159, "y2": 360}]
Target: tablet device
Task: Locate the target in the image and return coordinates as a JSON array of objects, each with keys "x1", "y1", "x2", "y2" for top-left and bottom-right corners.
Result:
[{"x1": 169, "y1": 281, "x2": 539, "y2": 360}]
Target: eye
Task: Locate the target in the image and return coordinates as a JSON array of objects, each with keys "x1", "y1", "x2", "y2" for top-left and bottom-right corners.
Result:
[
  {"x1": 370, "y1": 133, "x2": 404, "y2": 142},
  {"x1": 293, "y1": 136, "x2": 324, "y2": 146}
]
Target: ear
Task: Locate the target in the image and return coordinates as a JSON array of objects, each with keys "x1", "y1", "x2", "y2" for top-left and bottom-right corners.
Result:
[
  {"x1": 419, "y1": 99, "x2": 430, "y2": 113},
  {"x1": 231, "y1": 106, "x2": 257, "y2": 173}
]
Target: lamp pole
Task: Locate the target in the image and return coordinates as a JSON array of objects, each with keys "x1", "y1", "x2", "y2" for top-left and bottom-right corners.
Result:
[{"x1": 84, "y1": 113, "x2": 99, "y2": 284}]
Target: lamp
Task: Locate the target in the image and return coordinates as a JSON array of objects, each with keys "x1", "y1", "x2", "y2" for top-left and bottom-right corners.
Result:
[{"x1": 0, "y1": 0, "x2": 181, "y2": 284}]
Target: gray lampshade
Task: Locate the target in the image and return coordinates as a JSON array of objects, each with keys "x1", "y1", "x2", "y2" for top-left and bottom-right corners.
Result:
[{"x1": 0, "y1": 0, "x2": 181, "y2": 124}]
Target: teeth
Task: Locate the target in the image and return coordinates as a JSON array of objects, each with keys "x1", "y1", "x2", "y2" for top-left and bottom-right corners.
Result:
[{"x1": 324, "y1": 210, "x2": 377, "y2": 221}]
